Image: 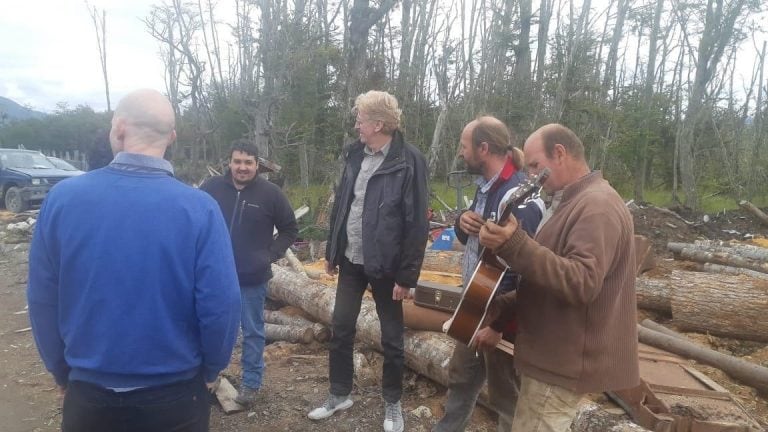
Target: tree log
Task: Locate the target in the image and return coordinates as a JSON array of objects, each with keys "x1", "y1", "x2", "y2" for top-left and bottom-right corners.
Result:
[
  {"x1": 740, "y1": 200, "x2": 768, "y2": 227},
  {"x1": 421, "y1": 249, "x2": 462, "y2": 274},
  {"x1": 264, "y1": 310, "x2": 330, "y2": 342},
  {"x1": 635, "y1": 275, "x2": 674, "y2": 313},
  {"x1": 284, "y1": 249, "x2": 307, "y2": 276},
  {"x1": 637, "y1": 326, "x2": 768, "y2": 394},
  {"x1": 696, "y1": 263, "x2": 768, "y2": 281},
  {"x1": 669, "y1": 270, "x2": 768, "y2": 342},
  {"x1": 268, "y1": 264, "x2": 457, "y2": 386},
  {"x1": 403, "y1": 301, "x2": 452, "y2": 332},
  {"x1": 667, "y1": 244, "x2": 768, "y2": 275},
  {"x1": 639, "y1": 319, "x2": 688, "y2": 341},
  {"x1": 636, "y1": 270, "x2": 768, "y2": 341},
  {"x1": 264, "y1": 323, "x2": 313, "y2": 344},
  {"x1": 668, "y1": 241, "x2": 768, "y2": 262}
]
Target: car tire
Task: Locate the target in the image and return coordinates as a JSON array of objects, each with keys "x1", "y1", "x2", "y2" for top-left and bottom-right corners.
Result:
[{"x1": 5, "y1": 187, "x2": 30, "y2": 213}]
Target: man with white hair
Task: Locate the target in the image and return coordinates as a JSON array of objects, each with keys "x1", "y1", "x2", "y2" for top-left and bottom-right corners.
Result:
[
  {"x1": 308, "y1": 90, "x2": 429, "y2": 432},
  {"x1": 28, "y1": 89, "x2": 241, "y2": 432}
]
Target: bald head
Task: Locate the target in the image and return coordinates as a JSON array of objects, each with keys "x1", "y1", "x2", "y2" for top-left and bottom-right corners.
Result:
[
  {"x1": 523, "y1": 123, "x2": 589, "y2": 193},
  {"x1": 530, "y1": 123, "x2": 585, "y2": 161},
  {"x1": 110, "y1": 89, "x2": 176, "y2": 157}
]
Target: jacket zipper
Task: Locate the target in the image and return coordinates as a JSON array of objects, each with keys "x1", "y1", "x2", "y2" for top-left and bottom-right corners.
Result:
[{"x1": 228, "y1": 190, "x2": 241, "y2": 235}]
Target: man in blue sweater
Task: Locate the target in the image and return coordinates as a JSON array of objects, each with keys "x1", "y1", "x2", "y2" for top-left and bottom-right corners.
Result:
[
  {"x1": 200, "y1": 140, "x2": 298, "y2": 406},
  {"x1": 27, "y1": 88, "x2": 241, "y2": 432}
]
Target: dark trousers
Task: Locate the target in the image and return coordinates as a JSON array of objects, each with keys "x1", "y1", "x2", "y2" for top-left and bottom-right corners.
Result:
[
  {"x1": 62, "y1": 375, "x2": 210, "y2": 432},
  {"x1": 329, "y1": 256, "x2": 405, "y2": 403},
  {"x1": 434, "y1": 344, "x2": 519, "y2": 432}
]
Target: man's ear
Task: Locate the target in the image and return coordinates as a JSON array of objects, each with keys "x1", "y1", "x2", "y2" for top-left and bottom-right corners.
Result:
[{"x1": 553, "y1": 143, "x2": 567, "y2": 162}]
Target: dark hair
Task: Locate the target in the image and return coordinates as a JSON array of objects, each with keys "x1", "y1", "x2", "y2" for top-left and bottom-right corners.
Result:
[
  {"x1": 471, "y1": 116, "x2": 511, "y2": 157},
  {"x1": 540, "y1": 124, "x2": 585, "y2": 160},
  {"x1": 230, "y1": 139, "x2": 259, "y2": 159}
]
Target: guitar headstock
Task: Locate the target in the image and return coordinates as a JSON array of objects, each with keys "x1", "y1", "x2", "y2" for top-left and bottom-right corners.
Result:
[{"x1": 496, "y1": 168, "x2": 550, "y2": 222}]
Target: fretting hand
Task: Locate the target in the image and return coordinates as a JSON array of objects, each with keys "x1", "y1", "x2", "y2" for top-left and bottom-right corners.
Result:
[
  {"x1": 479, "y1": 215, "x2": 519, "y2": 250},
  {"x1": 459, "y1": 211, "x2": 485, "y2": 236}
]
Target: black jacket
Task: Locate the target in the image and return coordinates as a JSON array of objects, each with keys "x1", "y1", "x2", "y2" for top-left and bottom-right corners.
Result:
[
  {"x1": 326, "y1": 130, "x2": 429, "y2": 288},
  {"x1": 201, "y1": 174, "x2": 298, "y2": 285}
]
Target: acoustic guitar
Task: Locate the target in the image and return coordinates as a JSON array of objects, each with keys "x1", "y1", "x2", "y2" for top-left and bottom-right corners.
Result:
[{"x1": 445, "y1": 168, "x2": 550, "y2": 356}]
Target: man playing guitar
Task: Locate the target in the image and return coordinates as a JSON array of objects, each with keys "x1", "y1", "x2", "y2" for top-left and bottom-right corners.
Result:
[{"x1": 433, "y1": 116, "x2": 543, "y2": 432}]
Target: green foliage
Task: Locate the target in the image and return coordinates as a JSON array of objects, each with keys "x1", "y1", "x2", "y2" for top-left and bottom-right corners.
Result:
[{"x1": 0, "y1": 105, "x2": 110, "y2": 152}]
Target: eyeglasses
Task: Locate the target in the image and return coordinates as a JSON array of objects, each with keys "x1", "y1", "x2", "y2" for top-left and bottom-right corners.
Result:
[{"x1": 355, "y1": 116, "x2": 382, "y2": 127}]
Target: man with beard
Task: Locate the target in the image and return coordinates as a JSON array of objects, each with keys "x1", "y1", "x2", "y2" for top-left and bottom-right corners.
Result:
[
  {"x1": 200, "y1": 140, "x2": 298, "y2": 406},
  {"x1": 433, "y1": 116, "x2": 543, "y2": 432}
]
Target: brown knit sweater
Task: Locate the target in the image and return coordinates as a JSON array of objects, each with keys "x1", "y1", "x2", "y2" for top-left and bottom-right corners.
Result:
[{"x1": 493, "y1": 171, "x2": 639, "y2": 393}]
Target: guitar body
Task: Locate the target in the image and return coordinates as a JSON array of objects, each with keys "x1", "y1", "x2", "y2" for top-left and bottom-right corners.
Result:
[
  {"x1": 443, "y1": 168, "x2": 550, "y2": 357},
  {"x1": 446, "y1": 259, "x2": 506, "y2": 347}
]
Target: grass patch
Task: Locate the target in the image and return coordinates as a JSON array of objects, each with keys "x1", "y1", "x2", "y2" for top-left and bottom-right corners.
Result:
[{"x1": 613, "y1": 182, "x2": 768, "y2": 214}]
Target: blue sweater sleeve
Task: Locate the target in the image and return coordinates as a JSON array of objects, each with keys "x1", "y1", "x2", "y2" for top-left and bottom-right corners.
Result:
[
  {"x1": 27, "y1": 200, "x2": 70, "y2": 387},
  {"x1": 195, "y1": 203, "x2": 242, "y2": 383}
]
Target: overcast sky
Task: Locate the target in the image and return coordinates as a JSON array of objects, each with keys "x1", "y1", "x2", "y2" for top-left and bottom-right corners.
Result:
[
  {"x1": 2, "y1": 1, "x2": 763, "y2": 114},
  {"x1": 0, "y1": 0, "x2": 166, "y2": 113}
]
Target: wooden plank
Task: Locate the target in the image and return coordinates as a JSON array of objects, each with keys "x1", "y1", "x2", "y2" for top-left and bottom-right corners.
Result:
[{"x1": 214, "y1": 377, "x2": 245, "y2": 414}]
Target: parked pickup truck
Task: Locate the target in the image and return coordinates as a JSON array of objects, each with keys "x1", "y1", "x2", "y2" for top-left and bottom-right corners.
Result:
[{"x1": 0, "y1": 149, "x2": 84, "y2": 213}]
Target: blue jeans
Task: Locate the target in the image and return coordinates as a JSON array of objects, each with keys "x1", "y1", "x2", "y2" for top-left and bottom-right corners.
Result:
[{"x1": 241, "y1": 283, "x2": 267, "y2": 390}]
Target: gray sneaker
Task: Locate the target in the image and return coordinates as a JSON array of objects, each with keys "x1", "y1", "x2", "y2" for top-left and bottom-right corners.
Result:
[
  {"x1": 234, "y1": 386, "x2": 259, "y2": 406},
  {"x1": 307, "y1": 393, "x2": 354, "y2": 420},
  {"x1": 383, "y1": 400, "x2": 404, "y2": 432}
]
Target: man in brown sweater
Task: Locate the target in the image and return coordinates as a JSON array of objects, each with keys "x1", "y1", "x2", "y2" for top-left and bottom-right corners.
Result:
[{"x1": 479, "y1": 123, "x2": 639, "y2": 432}]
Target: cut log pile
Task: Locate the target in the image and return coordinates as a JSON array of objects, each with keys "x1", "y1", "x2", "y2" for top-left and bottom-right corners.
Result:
[
  {"x1": 636, "y1": 269, "x2": 768, "y2": 342},
  {"x1": 631, "y1": 241, "x2": 768, "y2": 343}
]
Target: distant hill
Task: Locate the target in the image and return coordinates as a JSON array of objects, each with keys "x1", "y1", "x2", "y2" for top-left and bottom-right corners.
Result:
[{"x1": 0, "y1": 96, "x2": 46, "y2": 125}]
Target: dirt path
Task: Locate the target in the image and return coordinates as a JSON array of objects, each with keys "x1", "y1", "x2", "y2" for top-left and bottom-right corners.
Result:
[{"x1": 0, "y1": 242, "x2": 60, "y2": 432}]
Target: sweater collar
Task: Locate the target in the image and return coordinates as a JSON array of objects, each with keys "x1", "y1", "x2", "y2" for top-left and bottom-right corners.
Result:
[
  {"x1": 111, "y1": 152, "x2": 174, "y2": 175},
  {"x1": 560, "y1": 170, "x2": 603, "y2": 203}
]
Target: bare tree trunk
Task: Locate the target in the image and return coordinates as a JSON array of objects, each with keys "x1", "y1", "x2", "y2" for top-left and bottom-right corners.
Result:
[
  {"x1": 749, "y1": 41, "x2": 767, "y2": 199},
  {"x1": 512, "y1": 0, "x2": 532, "y2": 95},
  {"x1": 601, "y1": 0, "x2": 629, "y2": 95},
  {"x1": 87, "y1": 4, "x2": 111, "y2": 112},
  {"x1": 634, "y1": 0, "x2": 663, "y2": 203},
  {"x1": 534, "y1": 0, "x2": 554, "y2": 102},
  {"x1": 676, "y1": 0, "x2": 750, "y2": 209}
]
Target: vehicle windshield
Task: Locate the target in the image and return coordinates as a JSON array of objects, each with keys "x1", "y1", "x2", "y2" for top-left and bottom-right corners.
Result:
[
  {"x1": 0, "y1": 152, "x2": 57, "y2": 169},
  {"x1": 48, "y1": 157, "x2": 78, "y2": 171}
]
